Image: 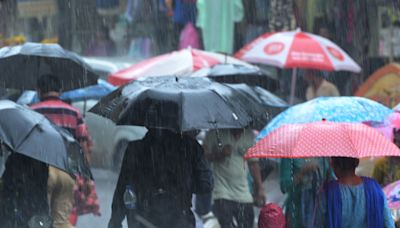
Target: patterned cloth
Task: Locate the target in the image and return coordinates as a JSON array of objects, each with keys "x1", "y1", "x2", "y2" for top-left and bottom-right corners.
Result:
[
  {"x1": 30, "y1": 96, "x2": 91, "y2": 143},
  {"x1": 73, "y1": 175, "x2": 101, "y2": 216}
]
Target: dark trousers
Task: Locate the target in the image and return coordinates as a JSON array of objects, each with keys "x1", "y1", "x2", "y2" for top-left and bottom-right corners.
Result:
[{"x1": 213, "y1": 199, "x2": 254, "y2": 228}]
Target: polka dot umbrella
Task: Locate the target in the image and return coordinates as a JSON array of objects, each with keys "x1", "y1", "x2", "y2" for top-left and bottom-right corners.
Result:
[{"x1": 246, "y1": 120, "x2": 400, "y2": 159}]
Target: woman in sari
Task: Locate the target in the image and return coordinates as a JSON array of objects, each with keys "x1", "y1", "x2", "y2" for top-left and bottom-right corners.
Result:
[{"x1": 280, "y1": 158, "x2": 333, "y2": 228}]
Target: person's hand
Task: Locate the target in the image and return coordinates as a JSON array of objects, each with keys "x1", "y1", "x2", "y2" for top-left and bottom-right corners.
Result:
[
  {"x1": 294, "y1": 161, "x2": 319, "y2": 184},
  {"x1": 302, "y1": 162, "x2": 319, "y2": 173},
  {"x1": 221, "y1": 145, "x2": 232, "y2": 157},
  {"x1": 254, "y1": 186, "x2": 266, "y2": 207}
]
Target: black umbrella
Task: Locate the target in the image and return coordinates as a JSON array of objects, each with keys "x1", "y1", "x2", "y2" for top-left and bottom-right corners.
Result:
[
  {"x1": 0, "y1": 42, "x2": 98, "y2": 91},
  {"x1": 0, "y1": 100, "x2": 91, "y2": 178},
  {"x1": 224, "y1": 83, "x2": 288, "y2": 129},
  {"x1": 191, "y1": 64, "x2": 279, "y2": 92},
  {"x1": 89, "y1": 76, "x2": 268, "y2": 132}
]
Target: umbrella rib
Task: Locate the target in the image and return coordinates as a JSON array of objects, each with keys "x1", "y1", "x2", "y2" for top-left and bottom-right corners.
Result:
[
  {"x1": 208, "y1": 87, "x2": 246, "y2": 127},
  {"x1": 14, "y1": 120, "x2": 43, "y2": 151},
  {"x1": 342, "y1": 124, "x2": 361, "y2": 158}
]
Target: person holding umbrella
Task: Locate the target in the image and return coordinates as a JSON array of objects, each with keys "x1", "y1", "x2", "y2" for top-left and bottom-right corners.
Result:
[
  {"x1": 203, "y1": 128, "x2": 265, "y2": 228},
  {"x1": 0, "y1": 152, "x2": 50, "y2": 228},
  {"x1": 108, "y1": 128, "x2": 213, "y2": 228},
  {"x1": 304, "y1": 69, "x2": 340, "y2": 101},
  {"x1": 31, "y1": 74, "x2": 93, "y2": 228}
]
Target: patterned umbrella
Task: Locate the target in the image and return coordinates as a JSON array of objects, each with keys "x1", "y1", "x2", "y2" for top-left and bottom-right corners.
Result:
[
  {"x1": 384, "y1": 180, "x2": 400, "y2": 209},
  {"x1": 235, "y1": 30, "x2": 361, "y2": 72},
  {"x1": 364, "y1": 112, "x2": 400, "y2": 141},
  {"x1": 235, "y1": 29, "x2": 361, "y2": 104},
  {"x1": 107, "y1": 48, "x2": 252, "y2": 86},
  {"x1": 246, "y1": 121, "x2": 400, "y2": 159},
  {"x1": 257, "y1": 96, "x2": 393, "y2": 140}
]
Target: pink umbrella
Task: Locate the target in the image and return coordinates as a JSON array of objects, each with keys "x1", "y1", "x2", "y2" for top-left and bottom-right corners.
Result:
[
  {"x1": 384, "y1": 180, "x2": 400, "y2": 209},
  {"x1": 235, "y1": 29, "x2": 361, "y2": 104},
  {"x1": 108, "y1": 48, "x2": 252, "y2": 86},
  {"x1": 245, "y1": 121, "x2": 400, "y2": 159}
]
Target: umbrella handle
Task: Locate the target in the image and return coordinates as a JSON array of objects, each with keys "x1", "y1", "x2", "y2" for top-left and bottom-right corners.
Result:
[{"x1": 289, "y1": 68, "x2": 297, "y2": 105}]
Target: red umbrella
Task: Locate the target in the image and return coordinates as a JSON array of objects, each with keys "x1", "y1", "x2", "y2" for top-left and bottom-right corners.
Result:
[
  {"x1": 108, "y1": 48, "x2": 251, "y2": 86},
  {"x1": 245, "y1": 121, "x2": 400, "y2": 159},
  {"x1": 235, "y1": 29, "x2": 361, "y2": 104}
]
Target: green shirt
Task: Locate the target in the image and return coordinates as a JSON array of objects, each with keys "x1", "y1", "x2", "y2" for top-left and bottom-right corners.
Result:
[
  {"x1": 196, "y1": 0, "x2": 243, "y2": 54},
  {"x1": 204, "y1": 129, "x2": 256, "y2": 203}
]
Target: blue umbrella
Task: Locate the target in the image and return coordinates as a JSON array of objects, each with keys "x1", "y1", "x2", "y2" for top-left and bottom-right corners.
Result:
[
  {"x1": 61, "y1": 79, "x2": 116, "y2": 102},
  {"x1": 257, "y1": 96, "x2": 393, "y2": 140},
  {"x1": 17, "y1": 79, "x2": 116, "y2": 105}
]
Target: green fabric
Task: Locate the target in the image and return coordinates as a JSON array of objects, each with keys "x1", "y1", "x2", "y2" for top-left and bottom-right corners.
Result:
[
  {"x1": 204, "y1": 129, "x2": 256, "y2": 203},
  {"x1": 196, "y1": 0, "x2": 243, "y2": 54},
  {"x1": 280, "y1": 158, "x2": 333, "y2": 228}
]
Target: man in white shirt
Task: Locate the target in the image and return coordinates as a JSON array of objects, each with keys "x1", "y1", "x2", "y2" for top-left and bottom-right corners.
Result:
[
  {"x1": 304, "y1": 70, "x2": 340, "y2": 100},
  {"x1": 203, "y1": 129, "x2": 265, "y2": 228}
]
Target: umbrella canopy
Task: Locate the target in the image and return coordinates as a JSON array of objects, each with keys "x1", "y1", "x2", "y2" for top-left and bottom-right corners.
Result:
[
  {"x1": 246, "y1": 121, "x2": 400, "y2": 159},
  {"x1": 0, "y1": 100, "x2": 91, "y2": 178},
  {"x1": 107, "y1": 48, "x2": 252, "y2": 86},
  {"x1": 257, "y1": 96, "x2": 393, "y2": 140},
  {"x1": 90, "y1": 76, "x2": 268, "y2": 132},
  {"x1": 235, "y1": 29, "x2": 361, "y2": 72},
  {"x1": 0, "y1": 42, "x2": 98, "y2": 91},
  {"x1": 223, "y1": 83, "x2": 287, "y2": 129},
  {"x1": 190, "y1": 63, "x2": 278, "y2": 91},
  {"x1": 383, "y1": 180, "x2": 400, "y2": 209}
]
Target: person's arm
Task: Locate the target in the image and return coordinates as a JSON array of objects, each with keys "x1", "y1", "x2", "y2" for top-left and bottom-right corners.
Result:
[
  {"x1": 203, "y1": 130, "x2": 231, "y2": 162},
  {"x1": 192, "y1": 140, "x2": 214, "y2": 194},
  {"x1": 249, "y1": 160, "x2": 266, "y2": 207},
  {"x1": 75, "y1": 112, "x2": 92, "y2": 163},
  {"x1": 108, "y1": 145, "x2": 131, "y2": 228}
]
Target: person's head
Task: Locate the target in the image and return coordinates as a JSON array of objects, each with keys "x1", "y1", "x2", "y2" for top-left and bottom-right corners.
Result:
[
  {"x1": 36, "y1": 74, "x2": 62, "y2": 100},
  {"x1": 331, "y1": 157, "x2": 359, "y2": 178},
  {"x1": 314, "y1": 18, "x2": 331, "y2": 39},
  {"x1": 96, "y1": 26, "x2": 110, "y2": 40},
  {"x1": 147, "y1": 128, "x2": 176, "y2": 139},
  {"x1": 304, "y1": 70, "x2": 324, "y2": 85}
]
